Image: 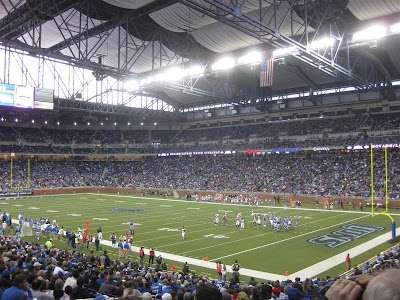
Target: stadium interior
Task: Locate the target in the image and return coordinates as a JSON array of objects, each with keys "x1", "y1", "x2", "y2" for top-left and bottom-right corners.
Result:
[{"x1": 1, "y1": 0, "x2": 400, "y2": 299}]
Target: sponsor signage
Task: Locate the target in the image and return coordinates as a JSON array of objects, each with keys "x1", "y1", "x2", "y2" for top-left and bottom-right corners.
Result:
[
  {"x1": 347, "y1": 144, "x2": 400, "y2": 150},
  {"x1": 157, "y1": 150, "x2": 236, "y2": 157},
  {"x1": 0, "y1": 190, "x2": 34, "y2": 196},
  {"x1": 247, "y1": 150, "x2": 262, "y2": 154},
  {"x1": 269, "y1": 147, "x2": 302, "y2": 154},
  {"x1": 308, "y1": 223, "x2": 384, "y2": 248},
  {"x1": 314, "y1": 147, "x2": 330, "y2": 151}
]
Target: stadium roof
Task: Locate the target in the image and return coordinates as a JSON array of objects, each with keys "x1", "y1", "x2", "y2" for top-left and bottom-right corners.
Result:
[{"x1": 0, "y1": 0, "x2": 400, "y2": 118}]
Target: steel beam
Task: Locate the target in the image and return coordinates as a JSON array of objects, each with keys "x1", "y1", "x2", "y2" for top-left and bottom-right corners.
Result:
[
  {"x1": 57, "y1": 97, "x2": 183, "y2": 120},
  {"x1": 0, "y1": 0, "x2": 79, "y2": 41},
  {"x1": 177, "y1": 0, "x2": 376, "y2": 88}
]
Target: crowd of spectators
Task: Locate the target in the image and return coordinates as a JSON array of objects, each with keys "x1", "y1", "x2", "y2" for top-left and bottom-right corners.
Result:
[
  {"x1": 0, "y1": 233, "x2": 399, "y2": 300},
  {"x1": 0, "y1": 113, "x2": 398, "y2": 154},
  {"x1": 0, "y1": 150, "x2": 399, "y2": 199}
]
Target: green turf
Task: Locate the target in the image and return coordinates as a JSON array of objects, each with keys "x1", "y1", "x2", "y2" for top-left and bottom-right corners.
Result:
[{"x1": 2, "y1": 193, "x2": 400, "y2": 281}]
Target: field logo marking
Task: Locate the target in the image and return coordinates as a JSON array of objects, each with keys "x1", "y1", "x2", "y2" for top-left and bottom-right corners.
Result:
[
  {"x1": 28, "y1": 207, "x2": 39, "y2": 210},
  {"x1": 111, "y1": 208, "x2": 145, "y2": 213},
  {"x1": 308, "y1": 223, "x2": 385, "y2": 248},
  {"x1": 93, "y1": 218, "x2": 109, "y2": 221},
  {"x1": 47, "y1": 210, "x2": 59, "y2": 213},
  {"x1": 12, "y1": 204, "x2": 23, "y2": 207},
  {"x1": 158, "y1": 228, "x2": 179, "y2": 232},
  {"x1": 187, "y1": 208, "x2": 200, "y2": 210},
  {"x1": 204, "y1": 234, "x2": 229, "y2": 239},
  {"x1": 67, "y1": 214, "x2": 81, "y2": 217}
]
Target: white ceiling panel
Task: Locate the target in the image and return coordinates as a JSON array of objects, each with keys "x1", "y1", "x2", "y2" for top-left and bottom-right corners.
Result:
[
  {"x1": 101, "y1": 0, "x2": 156, "y2": 10},
  {"x1": 347, "y1": 0, "x2": 400, "y2": 20}
]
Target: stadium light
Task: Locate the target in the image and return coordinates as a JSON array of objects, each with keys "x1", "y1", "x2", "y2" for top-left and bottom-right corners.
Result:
[
  {"x1": 184, "y1": 65, "x2": 204, "y2": 76},
  {"x1": 353, "y1": 25, "x2": 387, "y2": 42},
  {"x1": 87, "y1": 122, "x2": 90, "y2": 126},
  {"x1": 140, "y1": 76, "x2": 154, "y2": 86},
  {"x1": 74, "y1": 122, "x2": 77, "y2": 126},
  {"x1": 32, "y1": 120, "x2": 34, "y2": 124},
  {"x1": 100, "y1": 122, "x2": 103, "y2": 126},
  {"x1": 15, "y1": 118, "x2": 18, "y2": 122},
  {"x1": 140, "y1": 122, "x2": 144, "y2": 126},
  {"x1": 127, "y1": 122, "x2": 131, "y2": 126},
  {"x1": 390, "y1": 22, "x2": 400, "y2": 34},
  {"x1": 0, "y1": 118, "x2": 3, "y2": 121},
  {"x1": 57, "y1": 122, "x2": 60, "y2": 126},
  {"x1": 273, "y1": 46, "x2": 299, "y2": 58},
  {"x1": 212, "y1": 57, "x2": 235, "y2": 71},
  {"x1": 44, "y1": 121, "x2": 47, "y2": 124},
  {"x1": 154, "y1": 122, "x2": 157, "y2": 126},
  {"x1": 124, "y1": 79, "x2": 140, "y2": 92},
  {"x1": 114, "y1": 122, "x2": 117, "y2": 126},
  {"x1": 238, "y1": 51, "x2": 262, "y2": 65},
  {"x1": 309, "y1": 37, "x2": 334, "y2": 49},
  {"x1": 163, "y1": 67, "x2": 184, "y2": 82}
]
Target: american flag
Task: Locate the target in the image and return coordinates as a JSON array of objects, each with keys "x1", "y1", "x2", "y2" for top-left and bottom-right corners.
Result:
[{"x1": 260, "y1": 58, "x2": 274, "y2": 87}]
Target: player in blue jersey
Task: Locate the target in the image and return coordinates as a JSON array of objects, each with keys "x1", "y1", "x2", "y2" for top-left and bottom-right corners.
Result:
[
  {"x1": 296, "y1": 215, "x2": 299, "y2": 228},
  {"x1": 36, "y1": 226, "x2": 41, "y2": 240},
  {"x1": 15, "y1": 225, "x2": 21, "y2": 241},
  {"x1": 215, "y1": 278, "x2": 225, "y2": 290}
]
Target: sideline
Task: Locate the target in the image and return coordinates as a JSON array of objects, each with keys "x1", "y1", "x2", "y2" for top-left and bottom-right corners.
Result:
[{"x1": 10, "y1": 193, "x2": 400, "y2": 281}]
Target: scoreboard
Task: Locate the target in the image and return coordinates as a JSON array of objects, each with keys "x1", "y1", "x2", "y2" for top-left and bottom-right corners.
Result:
[{"x1": 0, "y1": 83, "x2": 53, "y2": 110}]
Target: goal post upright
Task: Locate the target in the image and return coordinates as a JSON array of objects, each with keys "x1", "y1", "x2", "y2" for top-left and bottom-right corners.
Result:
[
  {"x1": 10, "y1": 158, "x2": 31, "y2": 190},
  {"x1": 370, "y1": 144, "x2": 395, "y2": 238}
]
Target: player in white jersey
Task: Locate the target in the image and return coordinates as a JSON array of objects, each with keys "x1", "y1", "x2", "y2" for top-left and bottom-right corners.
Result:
[
  {"x1": 240, "y1": 218, "x2": 245, "y2": 230},
  {"x1": 235, "y1": 213, "x2": 241, "y2": 228},
  {"x1": 182, "y1": 226, "x2": 186, "y2": 240},
  {"x1": 251, "y1": 210, "x2": 255, "y2": 225},
  {"x1": 288, "y1": 217, "x2": 293, "y2": 231},
  {"x1": 214, "y1": 214, "x2": 219, "y2": 226},
  {"x1": 257, "y1": 214, "x2": 261, "y2": 227}
]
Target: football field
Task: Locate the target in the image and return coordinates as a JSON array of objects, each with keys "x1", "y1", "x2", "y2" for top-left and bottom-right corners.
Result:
[{"x1": 2, "y1": 193, "x2": 400, "y2": 280}]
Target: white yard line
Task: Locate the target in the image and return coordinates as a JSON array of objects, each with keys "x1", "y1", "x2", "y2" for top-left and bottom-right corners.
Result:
[
  {"x1": 212, "y1": 215, "x2": 369, "y2": 260},
  {"x1": 10, "y1": 193, "x2": 400, "y2": 281}
]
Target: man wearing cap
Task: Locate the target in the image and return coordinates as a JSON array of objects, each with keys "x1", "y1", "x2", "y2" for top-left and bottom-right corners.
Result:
[
  {"x1": 45, "y1": 238, "x2": 53, "y2": 249},
  {"x1": 49, "y1": 279, "x2": 68, "y2": 300},
  {"x1": 286, "y1": 287, "x2": 302, "y2": 300},
  {"x1": 271, "y1": 287, "x2": 281, "y2": 299}
]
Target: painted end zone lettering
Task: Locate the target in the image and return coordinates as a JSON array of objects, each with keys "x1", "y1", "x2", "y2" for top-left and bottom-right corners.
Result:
[{"x1": 308, "y1": 223, "x2": 385, "y2": 248}]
